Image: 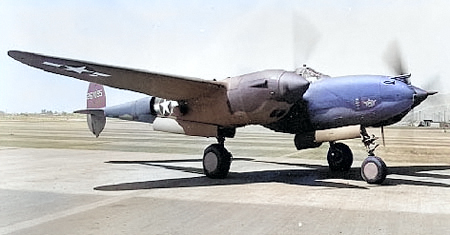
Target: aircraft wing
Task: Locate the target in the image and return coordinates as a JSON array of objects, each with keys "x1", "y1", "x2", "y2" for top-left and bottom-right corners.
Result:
[{"x1": 8, "y1": 50, "x2": 226, "y2": 101}]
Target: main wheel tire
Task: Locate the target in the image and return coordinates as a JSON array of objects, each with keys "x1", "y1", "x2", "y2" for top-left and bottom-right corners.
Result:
[
  {"x1": 327, "y1": 142, "x2": 353, "y2": 171},
  {"x1": 361, "y1": 156, "x2": 387, "y2": 184},
  {"x1": 203, "y1": 144, "x2": 232, "y2": 179}
]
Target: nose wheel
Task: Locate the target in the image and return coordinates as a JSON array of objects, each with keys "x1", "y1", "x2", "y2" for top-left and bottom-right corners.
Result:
[
  {"x1": 361, "y1": 156, "x2": 387, "y2": 184},
  {"x1": 360, "y1": 127, "x2": 388, "y2": 184}
]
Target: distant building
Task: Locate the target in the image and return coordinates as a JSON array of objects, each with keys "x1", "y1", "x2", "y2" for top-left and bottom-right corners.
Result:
[{"x1": 419, "y1": 120, "x2": 450, "y2": 128}]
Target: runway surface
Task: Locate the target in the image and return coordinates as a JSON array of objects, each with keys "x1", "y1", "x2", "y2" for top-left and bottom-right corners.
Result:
[{"x1": 1, "y1": 116, "x2": 450, "y2": 234}]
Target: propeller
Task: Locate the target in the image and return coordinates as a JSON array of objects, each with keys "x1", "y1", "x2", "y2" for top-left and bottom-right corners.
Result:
[
  {"x1": 292, "y1": 12, "x2": 321, "y2": 69},
  {"x1": 380, "y1": 40, "x2": 410, "y2": 145},
  {"x1": 384, "y1": 41, "x2": 409, "y2": 76},
  {"x1": 383, "y1": 40, "x2": 440, "y2": 92},
  {"x1": 383, "y1": 40, "x2": 437, "y2": 134}
]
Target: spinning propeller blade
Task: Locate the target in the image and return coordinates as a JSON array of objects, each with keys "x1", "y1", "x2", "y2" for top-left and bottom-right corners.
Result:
[
  {"x1": 292, "y1": 12, "x2": 321, "y2": 69},
  {"x1": 384, "y1": 40, "x2": 438, "y2": 126},
  {"x1": 384, "y1": 40, "x2": 409, "y2": 79}
]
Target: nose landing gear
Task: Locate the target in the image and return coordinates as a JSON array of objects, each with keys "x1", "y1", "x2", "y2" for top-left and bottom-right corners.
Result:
[
  {"x1": 360, "y1": 127, "x2": 387, "y2": 184},
  {"x1": 326, "y1": 127, "x2": 388, "y2": 184}
]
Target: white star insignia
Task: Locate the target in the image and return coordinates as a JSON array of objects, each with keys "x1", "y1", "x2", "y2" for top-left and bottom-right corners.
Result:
[
  {"x1": 160, "y1": 101, "x2": 171, "y2": 116},
  {"x1": 157, "y1": 100, "x2": 178, "y2": 116},
  {"x1": 65, "y1": 65, "x2": 90, "y2": 74},
  {"x1": 42, "y1": 61, "x2": 112, "y2": 77}
]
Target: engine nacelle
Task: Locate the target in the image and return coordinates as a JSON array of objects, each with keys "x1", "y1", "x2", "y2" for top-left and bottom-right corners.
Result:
[
  {"x1": 294, "y1": 125, "x2": 361, "y2": 150},
  {"x1": 226, "y1": 70, "x2": 310, "y2": 125}
]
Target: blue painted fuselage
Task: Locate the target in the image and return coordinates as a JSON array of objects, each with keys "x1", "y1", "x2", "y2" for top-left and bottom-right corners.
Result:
[{"x1": 304, "y1": 75, "x2": 414, "y2": 130}]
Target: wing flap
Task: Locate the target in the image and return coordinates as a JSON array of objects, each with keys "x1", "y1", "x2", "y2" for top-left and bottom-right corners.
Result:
[{"x1": 8, "y1": 50, "x2": 226, "y2": 101}]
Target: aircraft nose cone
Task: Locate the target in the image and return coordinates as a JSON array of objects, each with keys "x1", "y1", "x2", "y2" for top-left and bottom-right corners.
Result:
[
  {"x1": 278, "y1": 72, "x2": 310, "y2": 103},
  {"x1": 412, "y1": 86, "x2": 437, "y2": 108}
]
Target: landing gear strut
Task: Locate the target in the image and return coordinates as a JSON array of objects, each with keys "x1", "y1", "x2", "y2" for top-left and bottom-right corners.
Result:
[
  {"x1": 202, "y1": 136, "x2": 232, "y2": 179},
  {"x1": 360, "y1": 127, "x2": 387, "y2": 184}
]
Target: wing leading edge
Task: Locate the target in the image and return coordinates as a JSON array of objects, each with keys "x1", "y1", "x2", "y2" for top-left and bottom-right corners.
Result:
[{"x1": 8, "y1": 50, "x2": 226, "y2": 101}]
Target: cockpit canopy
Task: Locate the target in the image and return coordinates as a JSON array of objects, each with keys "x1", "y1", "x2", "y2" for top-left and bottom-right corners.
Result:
[{"x1": 295, "y1": 64, "x2": 329, "y2": 82}]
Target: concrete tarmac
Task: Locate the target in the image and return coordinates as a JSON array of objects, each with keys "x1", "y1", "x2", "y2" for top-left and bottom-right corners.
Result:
[{"x1": 1, "y1": 117, "x2": 450, "y2": 234}]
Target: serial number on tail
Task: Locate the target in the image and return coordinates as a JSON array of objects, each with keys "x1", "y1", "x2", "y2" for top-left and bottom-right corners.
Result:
[{"x1": 87, "y1": 90, "x2": 103, "y2": 100}]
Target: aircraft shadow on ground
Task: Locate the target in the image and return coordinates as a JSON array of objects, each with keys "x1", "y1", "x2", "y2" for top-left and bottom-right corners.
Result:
[{"x1": 94, "y1": 158, "x2": 450, "y2": 191}]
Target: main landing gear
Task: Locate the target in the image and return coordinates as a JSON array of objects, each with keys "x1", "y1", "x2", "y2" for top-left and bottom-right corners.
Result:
[
  {"x1": 202, "y1": 137, "x2": 232, "y2": 179},
  {"x1": 327, "y1": 142, "x2": 353, "y2": 172},
  {"x1": 326, "y1": 127, "x2": 388, "y2": 184},
  {"x1": 202, "y1": 128, "x2": 387, "y2": 184}
]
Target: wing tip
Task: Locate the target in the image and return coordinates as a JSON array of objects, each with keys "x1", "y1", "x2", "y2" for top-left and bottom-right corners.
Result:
[
  {"x1": 7, "y1": 50, "x2": 18, "y2": 58},
  {"x1": 8, "y1": 50, "x2": 28, "y2": 61}
]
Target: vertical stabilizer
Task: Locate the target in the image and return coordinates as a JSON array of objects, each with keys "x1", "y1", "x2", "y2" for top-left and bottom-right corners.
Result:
[
  {"x1": 74, "y1": 83, "x2": 106, "y2": 137},
  {"x1": 86, "y1": 110, "x2": 106, "y2": 137}
]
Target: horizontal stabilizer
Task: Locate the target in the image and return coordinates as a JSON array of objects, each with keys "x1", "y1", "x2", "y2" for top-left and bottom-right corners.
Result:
[{"x1": 74, "y1": 109, "x2": 104, "y2": 116}]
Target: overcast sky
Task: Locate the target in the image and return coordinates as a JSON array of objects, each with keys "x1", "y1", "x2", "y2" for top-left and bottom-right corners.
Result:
[{"x1": 1, "y1": 0, "x2": 449, "y2": 113}]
